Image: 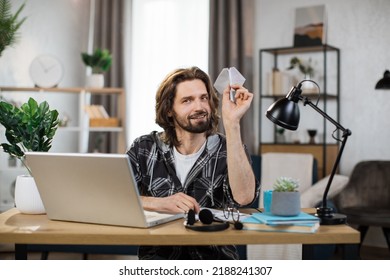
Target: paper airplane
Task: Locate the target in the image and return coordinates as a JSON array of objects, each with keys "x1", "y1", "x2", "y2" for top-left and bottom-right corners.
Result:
[{"x1": 214, "y1": 67, "x2": 246, "y2": 102}]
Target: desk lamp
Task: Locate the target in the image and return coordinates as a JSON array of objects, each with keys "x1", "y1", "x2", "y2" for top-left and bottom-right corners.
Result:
[{"x1": 266, "y1": 80, "x2": 351, "y2": 225}]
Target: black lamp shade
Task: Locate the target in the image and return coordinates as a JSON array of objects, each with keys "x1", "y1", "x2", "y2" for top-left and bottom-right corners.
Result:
[
  {"x1": 375, "y1": 70, "x2": 390, "y2": 89},
  {"x1": 266, "y1": 97, "x2": 300, "y2": 130}
]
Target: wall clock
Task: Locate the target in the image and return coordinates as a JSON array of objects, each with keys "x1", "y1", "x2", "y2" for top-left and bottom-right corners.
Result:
[{"x1": 29, "y1": 54, "x2": 64, "y2": 88}]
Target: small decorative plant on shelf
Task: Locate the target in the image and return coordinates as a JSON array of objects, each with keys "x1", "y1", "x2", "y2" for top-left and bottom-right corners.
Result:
[
  {"x1": 271, "y1": 177, "x2": 301, "y2": 216},
  {"x1": 0, "y1": 97, "x2": 59, "y2": 175},
  {"x1": 287, "y1": 57, "x2": 314, "y2": 78},
  {"x1": 276, "y1": 128, "x2": 285, "y2": 143},
  {"x1": 0, "y1": 0, "x2": 27, "y2": 57},
  {"x1": 81, "y1": 47, "x2": 112, "y2": 74},
  {"x1": 81, "y1": 48, "x2": 112, "y2": 88}
]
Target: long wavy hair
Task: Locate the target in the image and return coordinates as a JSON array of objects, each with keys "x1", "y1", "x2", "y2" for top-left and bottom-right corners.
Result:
[{"x1": 155, "y1": 66, "x2": 220, "y2": 147}]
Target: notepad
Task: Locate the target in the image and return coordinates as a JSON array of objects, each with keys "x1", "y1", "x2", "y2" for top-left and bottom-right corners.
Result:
[
  {"x1": 241, "y1": 215, "x2": 320, "y2": 233},
  {"x1": 249, "y1": 212, "x2": 320, "y2": 226}
]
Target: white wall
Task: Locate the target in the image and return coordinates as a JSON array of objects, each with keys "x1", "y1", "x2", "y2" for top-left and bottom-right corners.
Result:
[
  {"x1": 254, "y1": 0, "x2": 390, "y2": 248},
  {"x1": 0, "y1": 0, "x2": 90, "y2": 87}
]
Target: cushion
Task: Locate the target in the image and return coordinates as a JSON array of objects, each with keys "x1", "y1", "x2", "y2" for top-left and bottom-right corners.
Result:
[
  {"x1": 300, "y1": 175, "x2": 349, "y2": 208},
  {"x1": 260, "y1": 153, "x2": 314, "y2": 208}
]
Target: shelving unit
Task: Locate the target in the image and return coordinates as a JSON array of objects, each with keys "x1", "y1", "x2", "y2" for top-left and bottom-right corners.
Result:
[
  {"x1": 258, "y1": 45, "x2": 340, "y2": 178},
  {"x1": 0, "y1": 87, "x2": 126, "y2": 212},
  {"x1": 0, "y1": 87, "x2": 126, "y2": 152}
]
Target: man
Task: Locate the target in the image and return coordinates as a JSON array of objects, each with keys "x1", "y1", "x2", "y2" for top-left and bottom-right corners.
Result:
[{"x1": 127, "y1": 66, "x2": 260, "y2": 259}]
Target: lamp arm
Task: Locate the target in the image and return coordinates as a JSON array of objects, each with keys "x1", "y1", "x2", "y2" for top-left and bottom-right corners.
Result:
[
  {"x1": 321, "y1": 130, "x2": 350, "y2": 208},
  {"x1": 301, "y1": 96, "x2": 347, "y2": 132},
  {"x1": 270, "y1": 83, "x2": 352, "y2": 224},
  {"x1": 300, "y1": 96, "x2": 352, "y2": 210}
]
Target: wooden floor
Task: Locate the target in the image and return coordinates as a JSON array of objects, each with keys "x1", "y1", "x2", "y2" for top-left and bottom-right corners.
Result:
[{"x1": 0, "y1": 244, "x2": 389, "y2": 260}]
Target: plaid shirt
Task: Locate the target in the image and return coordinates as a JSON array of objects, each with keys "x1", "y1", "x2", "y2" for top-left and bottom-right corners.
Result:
[{"x1": 127, "y1": 131, "x2": 260, "y2": 260}]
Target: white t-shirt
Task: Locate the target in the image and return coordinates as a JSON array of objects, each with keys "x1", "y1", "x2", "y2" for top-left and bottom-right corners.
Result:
[{"x1": 173, "y1": 141, "x2": 206, "y2": 185}]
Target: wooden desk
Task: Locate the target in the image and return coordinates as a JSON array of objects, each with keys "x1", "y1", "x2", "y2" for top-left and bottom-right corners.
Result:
[{"x1": 0, "y1": 208, "x2": 360, "y2": 259}]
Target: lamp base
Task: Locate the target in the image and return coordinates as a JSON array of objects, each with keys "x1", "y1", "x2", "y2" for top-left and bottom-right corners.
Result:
[
  {"x1": 315, "y1": 207, "x2": 347, "y2": 225},
  {"x1": 318, "y1": 213, "x2": 347, "y2": 225}
]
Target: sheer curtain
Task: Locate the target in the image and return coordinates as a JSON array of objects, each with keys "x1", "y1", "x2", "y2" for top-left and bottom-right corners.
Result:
[
  {"x1": 209, "y1": 0, "x2": 256, "y2": 154},
  {"x1": 126, "y1": 0, "x2": 209, "y2": 144}
]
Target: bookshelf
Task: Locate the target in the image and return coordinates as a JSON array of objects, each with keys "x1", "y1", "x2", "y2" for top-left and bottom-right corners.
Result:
[
  {"x1": 258, "y1": 45, "x2": 340, "y2": 178},
  {"x1": 0, "y1": 87, "x2": 126, "y2": 212}
]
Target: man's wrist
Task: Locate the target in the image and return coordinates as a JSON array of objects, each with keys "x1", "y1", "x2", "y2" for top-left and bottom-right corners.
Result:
[{"x1": 141, "y1": 196, "x2": 155, "y2": 211}]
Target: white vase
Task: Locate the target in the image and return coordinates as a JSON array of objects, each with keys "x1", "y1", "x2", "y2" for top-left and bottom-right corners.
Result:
[
  {"x1": 86, "y1": 73, "x2": 104, "y2": 88},
  {"x1": 301, "y1": 75, "x2": 317, "y2": 93},
  {"x1": 14, "y1": 175, "x2": 46, "y2": 214}
]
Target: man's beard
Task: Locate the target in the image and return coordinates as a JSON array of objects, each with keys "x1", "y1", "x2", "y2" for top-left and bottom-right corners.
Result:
[{"x1": 172, "y1": 110, "x2": 211, "y2": 134}]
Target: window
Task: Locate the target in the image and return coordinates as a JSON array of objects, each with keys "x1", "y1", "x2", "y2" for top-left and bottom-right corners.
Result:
[{"x1": 125, "y1": 0, "x2": 209, "y2": 144}]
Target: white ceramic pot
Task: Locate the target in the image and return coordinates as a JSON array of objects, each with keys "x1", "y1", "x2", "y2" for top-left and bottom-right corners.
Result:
[
  {"x1": 302, "y1": 75, "x2": 317, "y2": 93},
  {"x1": 86, "y1": 74, "x2": 105, "y2": 88},
  {"x1": 14, "y1": 175, "x2": 46, "y2": 214}
]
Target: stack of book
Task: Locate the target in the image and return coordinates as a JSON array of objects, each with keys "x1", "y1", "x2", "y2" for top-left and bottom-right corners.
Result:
[
  {"x1": 241, "y1": 212, "x2": 320, "y2": 233},
  {"x1": 84, "y1": 105, "x2": 119, "y2": 127}
]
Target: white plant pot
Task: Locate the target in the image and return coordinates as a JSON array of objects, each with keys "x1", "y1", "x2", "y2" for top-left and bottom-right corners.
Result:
[
  {"x1": 87, "y1": 74, "x2": 105, "y2": 88},
  {"x1": 301, "y1": 75, "x2": 317, "y2": 93},
  {"x1": 14, "y1": 175, "x2": 46, "y2": 214}
]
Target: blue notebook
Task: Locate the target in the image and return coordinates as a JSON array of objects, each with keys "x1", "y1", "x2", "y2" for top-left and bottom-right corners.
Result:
[
  {"x1": 250, "y1": 212, "x2": 320, "y2": 225},
  {"x1": 241, "y1": 215, "x2": 319, "y2": 233}
]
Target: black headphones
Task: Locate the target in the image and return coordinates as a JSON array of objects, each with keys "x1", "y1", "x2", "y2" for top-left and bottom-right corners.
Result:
[{"x1": 185, "y1": 209, "x2": 243, "y2": 232}]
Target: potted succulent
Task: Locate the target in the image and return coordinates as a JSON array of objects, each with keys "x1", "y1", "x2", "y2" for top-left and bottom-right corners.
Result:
[
  {"x1": 271, "y1": 177, "x2": 301, "y2": 216},
  {"x1": 0, "y1": 97, "x2": 59, "y2": 214},
  {"x1": 81, "y1": 47, "x2": 112, "y2": 88},
  {"x1": 0, "y1": 0, "x2": 27, "y2": 57}
]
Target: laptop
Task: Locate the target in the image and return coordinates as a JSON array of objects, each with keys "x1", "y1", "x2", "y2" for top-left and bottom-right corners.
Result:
[{"x1": 25, "y1": 152, "x2": 184, "y2": 228}]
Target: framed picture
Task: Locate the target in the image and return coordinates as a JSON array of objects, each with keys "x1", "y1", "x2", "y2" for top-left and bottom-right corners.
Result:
[{"x1": 293, "y1": 5, "x2": 326, "y2": 47}]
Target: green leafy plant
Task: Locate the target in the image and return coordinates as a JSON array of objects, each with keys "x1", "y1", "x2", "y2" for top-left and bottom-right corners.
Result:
[
  {"x1": 273, "y1": 177, "x2": 299, "y2": 192},
  {"x1": 287, "y1": 57, "x2": 314, "y2": 77},
  {"x1": 0, "y1": 0, "x2": 27, "y2": 56},
  {"x1": 0, "y1": 97, "x2": 59, "y2": 175},
  {"x1": 276, "y1": 128, "x2": 285, "y2": 135},
  {"x1": 81, "y1": 48, "x2": 112, "y2": 74}
]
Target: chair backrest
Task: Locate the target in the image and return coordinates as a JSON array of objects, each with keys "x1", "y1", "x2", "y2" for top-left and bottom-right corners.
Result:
[
  {"x1": 334, "y1": 161, "x2": 390, "y2": 210},
  {"x1": 247, "y1": 153, "x2": 318, "y2": 260},
  {"x1": 258, "y1": 152, "x2": 314, "y2": 208}
]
